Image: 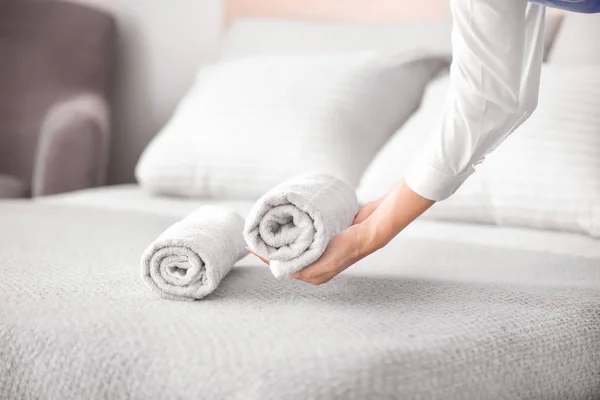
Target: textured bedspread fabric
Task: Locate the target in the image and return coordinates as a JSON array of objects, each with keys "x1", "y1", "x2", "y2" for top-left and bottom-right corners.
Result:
[{"x1": 1, "y1": 203, "x2": 600, "y2": 400}]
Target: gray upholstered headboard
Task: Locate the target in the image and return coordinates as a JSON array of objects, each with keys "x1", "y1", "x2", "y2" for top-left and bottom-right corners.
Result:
[{"x1": 0, "y1": 0, "x2": 114, "y2": 197}]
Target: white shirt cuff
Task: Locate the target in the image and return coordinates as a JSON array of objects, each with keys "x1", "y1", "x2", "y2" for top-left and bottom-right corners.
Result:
[{"x1": 404, "y1": 158, "x2": 474, "y2": 202}]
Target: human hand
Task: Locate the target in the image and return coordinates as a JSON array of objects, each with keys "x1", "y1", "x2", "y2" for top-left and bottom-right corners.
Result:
[
  {"x1": 247, "y1": 200, "x2": 383, "y2": 285},
  {"x1": 248, "y1": 222, "x2": 372, "y2": 285},
  {"x1": 248, "y1": 181, "x2": 435, "y2": 285}
]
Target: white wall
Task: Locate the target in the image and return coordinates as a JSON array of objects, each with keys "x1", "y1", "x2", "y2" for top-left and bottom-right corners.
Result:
[{"x1": 73, "y1": 0, "x2": 223, "y2": 184}]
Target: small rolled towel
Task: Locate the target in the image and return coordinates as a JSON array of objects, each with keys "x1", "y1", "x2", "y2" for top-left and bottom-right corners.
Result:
[
  {"x1": 244, "y1": 174, "x2": 359, "y2": 279},
  {"x1": 141, "y1": 206, "x2": 247, "y2": 301}
]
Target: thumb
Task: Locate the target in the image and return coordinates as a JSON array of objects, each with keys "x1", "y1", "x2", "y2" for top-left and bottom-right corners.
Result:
[{"x1": 247, "y1": 248, "x2": 270, "y2": 265}]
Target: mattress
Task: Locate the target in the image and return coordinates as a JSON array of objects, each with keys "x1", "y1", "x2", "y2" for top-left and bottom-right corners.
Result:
[
  {"x1": 42, "y1": 184, "x2": 253, "y2": 218},
  {"x1": 44, "y1": 184, "x2": 600, "y2": 263},
  {"x1": 1, "y1": 188, "x2": 598, "y2": 399}
]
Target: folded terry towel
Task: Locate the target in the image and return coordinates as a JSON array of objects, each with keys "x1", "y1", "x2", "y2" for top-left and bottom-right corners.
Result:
[
  {"x1": 244, "y1": 174, "x2": 359, "y2": 279},
  {"x1": 141, "y1": 206, "x2": 246, "y2": 301}
]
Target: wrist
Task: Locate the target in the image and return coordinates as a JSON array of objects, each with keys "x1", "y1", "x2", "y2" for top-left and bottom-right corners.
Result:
[
  {"x1": 356, "y1": 180, "x2": 436, "y2": 256},
  {"x1": 357, "y1": 217, "x2": 391, "y2": 256}
]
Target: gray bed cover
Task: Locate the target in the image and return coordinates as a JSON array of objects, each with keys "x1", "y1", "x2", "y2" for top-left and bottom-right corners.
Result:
[{"x1": 1, "y1": 203, "x2": 599, "y2": 400}]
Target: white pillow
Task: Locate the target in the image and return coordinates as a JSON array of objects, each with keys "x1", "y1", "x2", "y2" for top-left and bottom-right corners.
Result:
[
  {"x1": 358, "y1": 66, "x2": 600, "y2": 237},
  {"x1": 136, "y1": 52, "x2": 445, "y2": 199},
  {"x1": 219, "y1": 16, "x2": 563, "y2": 61},
  {"x1": 542, "y1": 11, "x2": 565, "y2": 60},
  {"x1": 357, "y1": 74, "x2": 450, "y2": 200},
  {"x1": 548, "y1": 12, "x2": 600, "y2": 65},
  {"x1": 219, "y1": 18, "x2": 454, "y2": 60}
]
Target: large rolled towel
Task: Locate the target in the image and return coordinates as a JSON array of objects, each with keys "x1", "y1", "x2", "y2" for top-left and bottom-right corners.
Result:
[
  {"x1": 244, "y1": 174, "x2": 359, "y2": 279},
  {"x1": 141, "y1": 206, "x2": 246, "y2": 301}
]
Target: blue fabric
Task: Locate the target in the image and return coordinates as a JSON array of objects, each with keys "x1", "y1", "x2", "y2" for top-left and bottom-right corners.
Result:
[{"x1": 530, "y1": 0, "x2": 600, "y2": 13}]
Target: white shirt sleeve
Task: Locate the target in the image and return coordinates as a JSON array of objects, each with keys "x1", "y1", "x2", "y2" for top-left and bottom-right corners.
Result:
[{"x1": 404, "y1": 0, "x2": 546, "y2": 201}]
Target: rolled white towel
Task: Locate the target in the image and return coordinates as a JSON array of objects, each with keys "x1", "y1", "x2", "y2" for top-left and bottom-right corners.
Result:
[
  {"x1": 244, "y1": 174, "x2": 359, "y2": 279},
  {"x1": 141, "y1": 206, "x2": 246, "y2": 301}
]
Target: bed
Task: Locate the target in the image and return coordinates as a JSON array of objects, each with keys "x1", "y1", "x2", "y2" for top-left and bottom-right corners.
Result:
[
  {"x1": 2, "y1": 0, "x2": 599, "y2": 399},
  {"x1": 0, "y1": 184, "x2": 596, "y2": 399}
]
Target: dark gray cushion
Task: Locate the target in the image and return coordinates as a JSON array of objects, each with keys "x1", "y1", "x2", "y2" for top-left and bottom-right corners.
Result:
[{"x1": 0, "y1": 0, "x2": 115, "y2": 196}]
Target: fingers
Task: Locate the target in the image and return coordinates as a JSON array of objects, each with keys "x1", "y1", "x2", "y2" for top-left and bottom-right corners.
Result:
[
  {"x1": 247, "y1": 248, "x2": 270, "y2": 265},
  {"x1": 247, "y1": 247, "x2": 330, "y2": 285},
  {"x1": 288, "y1": 264, "x2": 332, "y2": 286},
  {"x1": 290, "y1": 272, "x2": 325, "y2": 286},
  {"x1": 289, "y1": 272, "x2": 301, "y2": 279}
]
